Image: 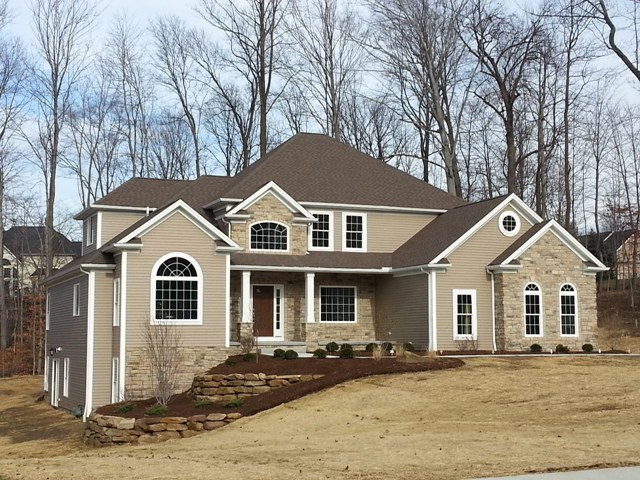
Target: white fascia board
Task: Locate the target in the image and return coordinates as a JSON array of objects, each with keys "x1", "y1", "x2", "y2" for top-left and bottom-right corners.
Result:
[
  {"x1": 499, "y1": 220, "x2": 608, "y2": 270},
  {"x1": 225, "y1": 181, "x2": 316, "y2": 221},
  {"x1": 80, "y1": 263, "x2": 117, "y2": 271},
  {"x1": 230, "y1": 264, "x2": 392, "y2": 274},
  {"x1": 202, "y1": 197, "x2": 243, "y2": 210},
  {"x1": 391, "y1": 263, "x2": 451, "y2": 277},
  {"x1": 486, "y1": 264, "x2": 522, "y2": 273},
  {"x1": 299, "y1": 201, "x2": 447, "y2": 215},
  {"x1": 74, "y1": 204, "x2": 156, "y2": 220},
  {"x1": 103, "y1": 243, "x2": 144, "y2": 252},
  {"x1": 118, "y1": 199, "x2": 240, "y2": 250},
  {"x1": 431, "y1": 194, "x2": 542, "y2": 265}
]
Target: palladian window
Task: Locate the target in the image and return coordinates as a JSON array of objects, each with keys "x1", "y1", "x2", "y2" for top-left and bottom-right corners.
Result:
[
  {"x1": 524, "y1": 283, "x2": 542, "y2": 336},
  {"x1": 153, "y1": 255, "x2": 202, "y2": 324},
  {"x1": 560, "y1": 284, "x2": 577, "y2": 336}
]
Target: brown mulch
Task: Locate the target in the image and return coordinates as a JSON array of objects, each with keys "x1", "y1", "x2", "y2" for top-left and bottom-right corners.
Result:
[{"x1": 96, "y1": 354, "x2": 463, "y2": 419}]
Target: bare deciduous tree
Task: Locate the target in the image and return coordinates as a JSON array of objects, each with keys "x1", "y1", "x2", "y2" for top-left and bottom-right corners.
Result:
[{"x1": 144, "y1": 322, "x2": 183, "y2": 406}]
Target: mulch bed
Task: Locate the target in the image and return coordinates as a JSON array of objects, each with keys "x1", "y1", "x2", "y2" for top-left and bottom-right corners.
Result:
[{"x1": 96, "y1": 354, "x2": 464, "y2": 419}]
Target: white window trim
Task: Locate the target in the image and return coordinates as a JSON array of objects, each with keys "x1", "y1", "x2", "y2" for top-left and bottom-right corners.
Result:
[
  {"x1": 72, "y1": 283, "x2": 80, "y2": 317},
  {"x1": 149, "y1": 252, "x2": 204, "y2": 326},
  {"x1": 248, "y1": 220, "x2": 290, "y2": 252},
  {"x1": 341, "y1": 212, "x2": 367, "y2": 252},
  {"x1": 45, "y1": 293, "x2": 50, "y2": 331},
  {"x1": 523, "y1": 282, "x2": 543, "y2": 338},
  {"x1": 111, "y1": 357, "x2": 119, "y2": 404},
  {"x1": 86, "y1": 215, "x2": 96, "y2": 246},
  {"x1": 308, "y1": 210, "x2": 334, "y2": 251},
  {"x1": 498, "y1": 210, "x2": 521, "y2": 237},
  {"x1": 113, "y1": 278, "x2": 121, "y2": 327},
  {"x1": 62, "y1": 357, "x2": 70, "y2": 397},
  {"x1": 452, "y1": 289, "x2": 477, "y2": 340},
  {"x1": 559, "y1": 283, "x2": 579, "y2": 337},
  {"x1": 318, "y1": 285, "x2": 358, "y2": 323}
]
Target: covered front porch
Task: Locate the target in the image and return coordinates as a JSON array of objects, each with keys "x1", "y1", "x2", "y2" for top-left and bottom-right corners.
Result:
[{"x1": 229, "y1": 270, "x2": 379, "y2": 351}]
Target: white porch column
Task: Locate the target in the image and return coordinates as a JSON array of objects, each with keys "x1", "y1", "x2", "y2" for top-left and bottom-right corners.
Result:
[
  {"x1": 305, "y1": 272, "x2": 315, "y2": 323},
  {"x1": 241, "y1": 271, "x2": 252, "y2": 323}
]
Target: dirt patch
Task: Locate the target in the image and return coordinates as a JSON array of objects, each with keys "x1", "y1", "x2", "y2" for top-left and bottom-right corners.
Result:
[
  {"x1": 96, "y1": 355, "x2": 463, "y2": 418},
  {"x1": 2, "y1": 357, "x2": 640, "y2": 480},
  {"x1": 0, "y1": 376, "x2": 86, "y2": 460}
]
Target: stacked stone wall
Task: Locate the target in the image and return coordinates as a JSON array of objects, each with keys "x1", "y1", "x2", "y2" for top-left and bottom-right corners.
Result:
[{"x1": 84, "y1": 412, "x2": 242, "y2": 447}]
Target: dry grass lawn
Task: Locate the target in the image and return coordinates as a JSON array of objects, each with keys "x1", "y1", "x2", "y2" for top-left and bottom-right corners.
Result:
[{"x1": 1, "y1": 355, "x2": 640, "y2": 480}]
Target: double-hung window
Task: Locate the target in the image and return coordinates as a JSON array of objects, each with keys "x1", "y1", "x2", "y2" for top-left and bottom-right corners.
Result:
[
  {"x1": 319, "y1": 286, "x2": 357, "y2": 322},
  {"x1": 453, "y1": 289, "x2": 477, "y2": 339},
  {"x1": 113, "y1": 278, "x2": 121, "y2": 327},
  {"x1": 72, "y1": 283, "x2": 80, "y2": 317},
  {"x1": 310, "y1": 212, "x2": 333, "y2": 250},
  {"x1": 342, "y1": 213, "x2": 367, "y2": 251},
  {"x1": 560, "y1": 284, "x2": 577, "y2": 336},
  {"x1": 524, "y1": 283, "x2": 542, "y2": 336}
]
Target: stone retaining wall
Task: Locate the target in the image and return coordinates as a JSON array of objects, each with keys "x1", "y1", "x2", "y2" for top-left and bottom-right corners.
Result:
[
  {"x1": 84, "y1": 412, "x2": 242, "y2": 447},
  {"x1": 190, "y1": 373, "x2": 323, "y2": 402}
]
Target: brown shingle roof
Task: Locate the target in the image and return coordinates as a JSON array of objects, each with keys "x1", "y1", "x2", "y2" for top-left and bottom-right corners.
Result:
[
  {"x1": 44, "y1": 248, "x2": 114, "y2": 284},
  {"x1": 94, "y1": 178, "x2": 192, "y2": 208},
  {"x1": 232, "y1": 252, "x2": 393, "y2": 270},
  {"x1": 221, "y1": 133, "x2": 466, "y2": 210},
  {"x1": 393, "y1": 196, "x2": 508, "y2": 268}
]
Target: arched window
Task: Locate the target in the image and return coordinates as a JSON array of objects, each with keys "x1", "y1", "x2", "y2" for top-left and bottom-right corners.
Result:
[
  {"x1": 560, "y1": 284, "x2": 577, "y2": 336},
  {"x1": 152, "y1": 254, "x2": 202, "y2": 324},
  {"x1": 524, "y1": 283, "x2": 542, "y2": 336},
  {"x1": 250, "y1": 222, "x2": 288, "y2": 250}
]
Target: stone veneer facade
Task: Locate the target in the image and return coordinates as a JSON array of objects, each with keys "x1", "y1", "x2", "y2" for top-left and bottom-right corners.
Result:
[
  {"x1": 229, "y1": 271, "x2": 376, "y2": 349},
  {"x1": 125, "y1": 346, "x2": 240, "y2": 400},
  {"x1": 494, "y1": 231, "x2": 598, "y2": 351}
]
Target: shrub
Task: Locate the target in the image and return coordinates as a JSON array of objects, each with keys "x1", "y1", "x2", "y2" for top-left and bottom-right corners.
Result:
[
  {"x1": 284, "y1": 349, "x2": 299, "y2": 360},
  {"x1": 225, "y1": 357, "x2": 237, "y2": 366},
  {"x1": 402, "y1": 342, "x2": 415, "y2": 352},
  {"x1": 243, "y1": 353, "x2": 256, "y2": 362},
  {"x1": 339, "y1": 348, "x2": 354, "y2": 359},
  {"x1": 195, "y1": 398, "x2": 214, "y2": 408},
  {"x1": 339, "y1": 343, "x2": 353, "y2": 353},
  {"x1": 325, "y1": 341, "x2": 339, "y2": 352},
  {"x1": 115, "y1": 402, "x2": 135, "y2": 414},
  {"x1": 372, "y1": 345, "x2": 383, "y2": 361},
  {"x1": 530, "y1": 343, "x2": 543, "y2": 353},
  {"x1": 224, "y1": 397, "x2": 245, "y2": 408},
  {"x1": 555, "y1": 344, "x2": 570, "y2": 354},
  {"x1": 145, "y1": 403, "x2": 168, "y2": 416},
  {"x1": 381, "y1": 341, "x2": 394, "y2": 352},
  {"x1": 582, "y1": 343, "x2": 594, "y2": 353},
  {"x1": 313, "y1": 348, "x2": 327, "y2": 358},
  {"x1": 365, "y1": 342, "x2": 378, "y2": 352},
  {"x1": 273, "y1": 348, "x2": 286, "y2": 358}
]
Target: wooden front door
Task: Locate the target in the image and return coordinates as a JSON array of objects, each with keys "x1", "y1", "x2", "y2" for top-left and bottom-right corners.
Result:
[{"x1": 253, "y1": 286, "x2": 274, "y2": 337}]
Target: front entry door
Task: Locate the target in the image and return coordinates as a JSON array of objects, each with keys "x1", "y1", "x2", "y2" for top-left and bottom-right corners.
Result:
[
  {"x1": 253, "y1": 286, "x2": 274, "y2": 337},
  {"x1": 50, "y1": 358, "x2": 60, "y2": 407}
]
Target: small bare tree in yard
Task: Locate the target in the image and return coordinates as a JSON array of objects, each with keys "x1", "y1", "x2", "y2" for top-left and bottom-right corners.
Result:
[{"x1": 144, "y1": 322, "x2": 183, "y2": 406}]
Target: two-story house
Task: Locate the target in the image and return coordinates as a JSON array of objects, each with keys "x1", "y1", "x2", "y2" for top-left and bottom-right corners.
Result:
[{"x1": 44, "y1": 133, "x2": 607, "y2": 418}]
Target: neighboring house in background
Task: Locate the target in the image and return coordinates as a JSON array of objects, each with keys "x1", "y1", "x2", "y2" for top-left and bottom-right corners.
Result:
[
  {"x1": 3, "y1": 226, "x2": 81, "y2": 292},
  {"x1": 579, "y1": 230, "x2": 638, "y2": 280},
  {"x1": 44, "y1": 133, "x2": 607, "y2": 418}
]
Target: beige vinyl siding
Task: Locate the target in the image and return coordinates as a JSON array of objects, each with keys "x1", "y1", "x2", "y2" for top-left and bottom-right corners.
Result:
[
  {"x1": 92, "y1": 271, "x2": 115, "y2": 408},
  {"x1": 46, "y1": 274, "x2": 88, "y2": 412},
  {"x1": 375, "y1": 274, "x2": 429, "y2": 348},
  {"x1": 125, "y1": 211, "x2": 228, "y2": 348},
  {"x1": 328, "y1": 210, "x2": 434, "y2": 253},
  {"x1": 436, "y1": 205, "x2": 533, "y2": 350},
  {"x1": 368, "y1": 212, "x2": 434, "y2": 252},
  {"x1": 100, "y1": 211, "x2": 146, "y2": 246}
]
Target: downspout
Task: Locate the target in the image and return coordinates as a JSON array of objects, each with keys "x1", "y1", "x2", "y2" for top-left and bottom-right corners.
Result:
[
  {"x1": 487, "y1": 268, "x2": 497, "y2": 352},
  {"x1": 80, "y1": 266, "x2": 95, "y2": 421}
]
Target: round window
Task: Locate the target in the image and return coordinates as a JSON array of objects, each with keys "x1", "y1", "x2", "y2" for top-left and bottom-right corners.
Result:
[{"x1": 499, "y1": 211, "x2": 520, "y2": 237}]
